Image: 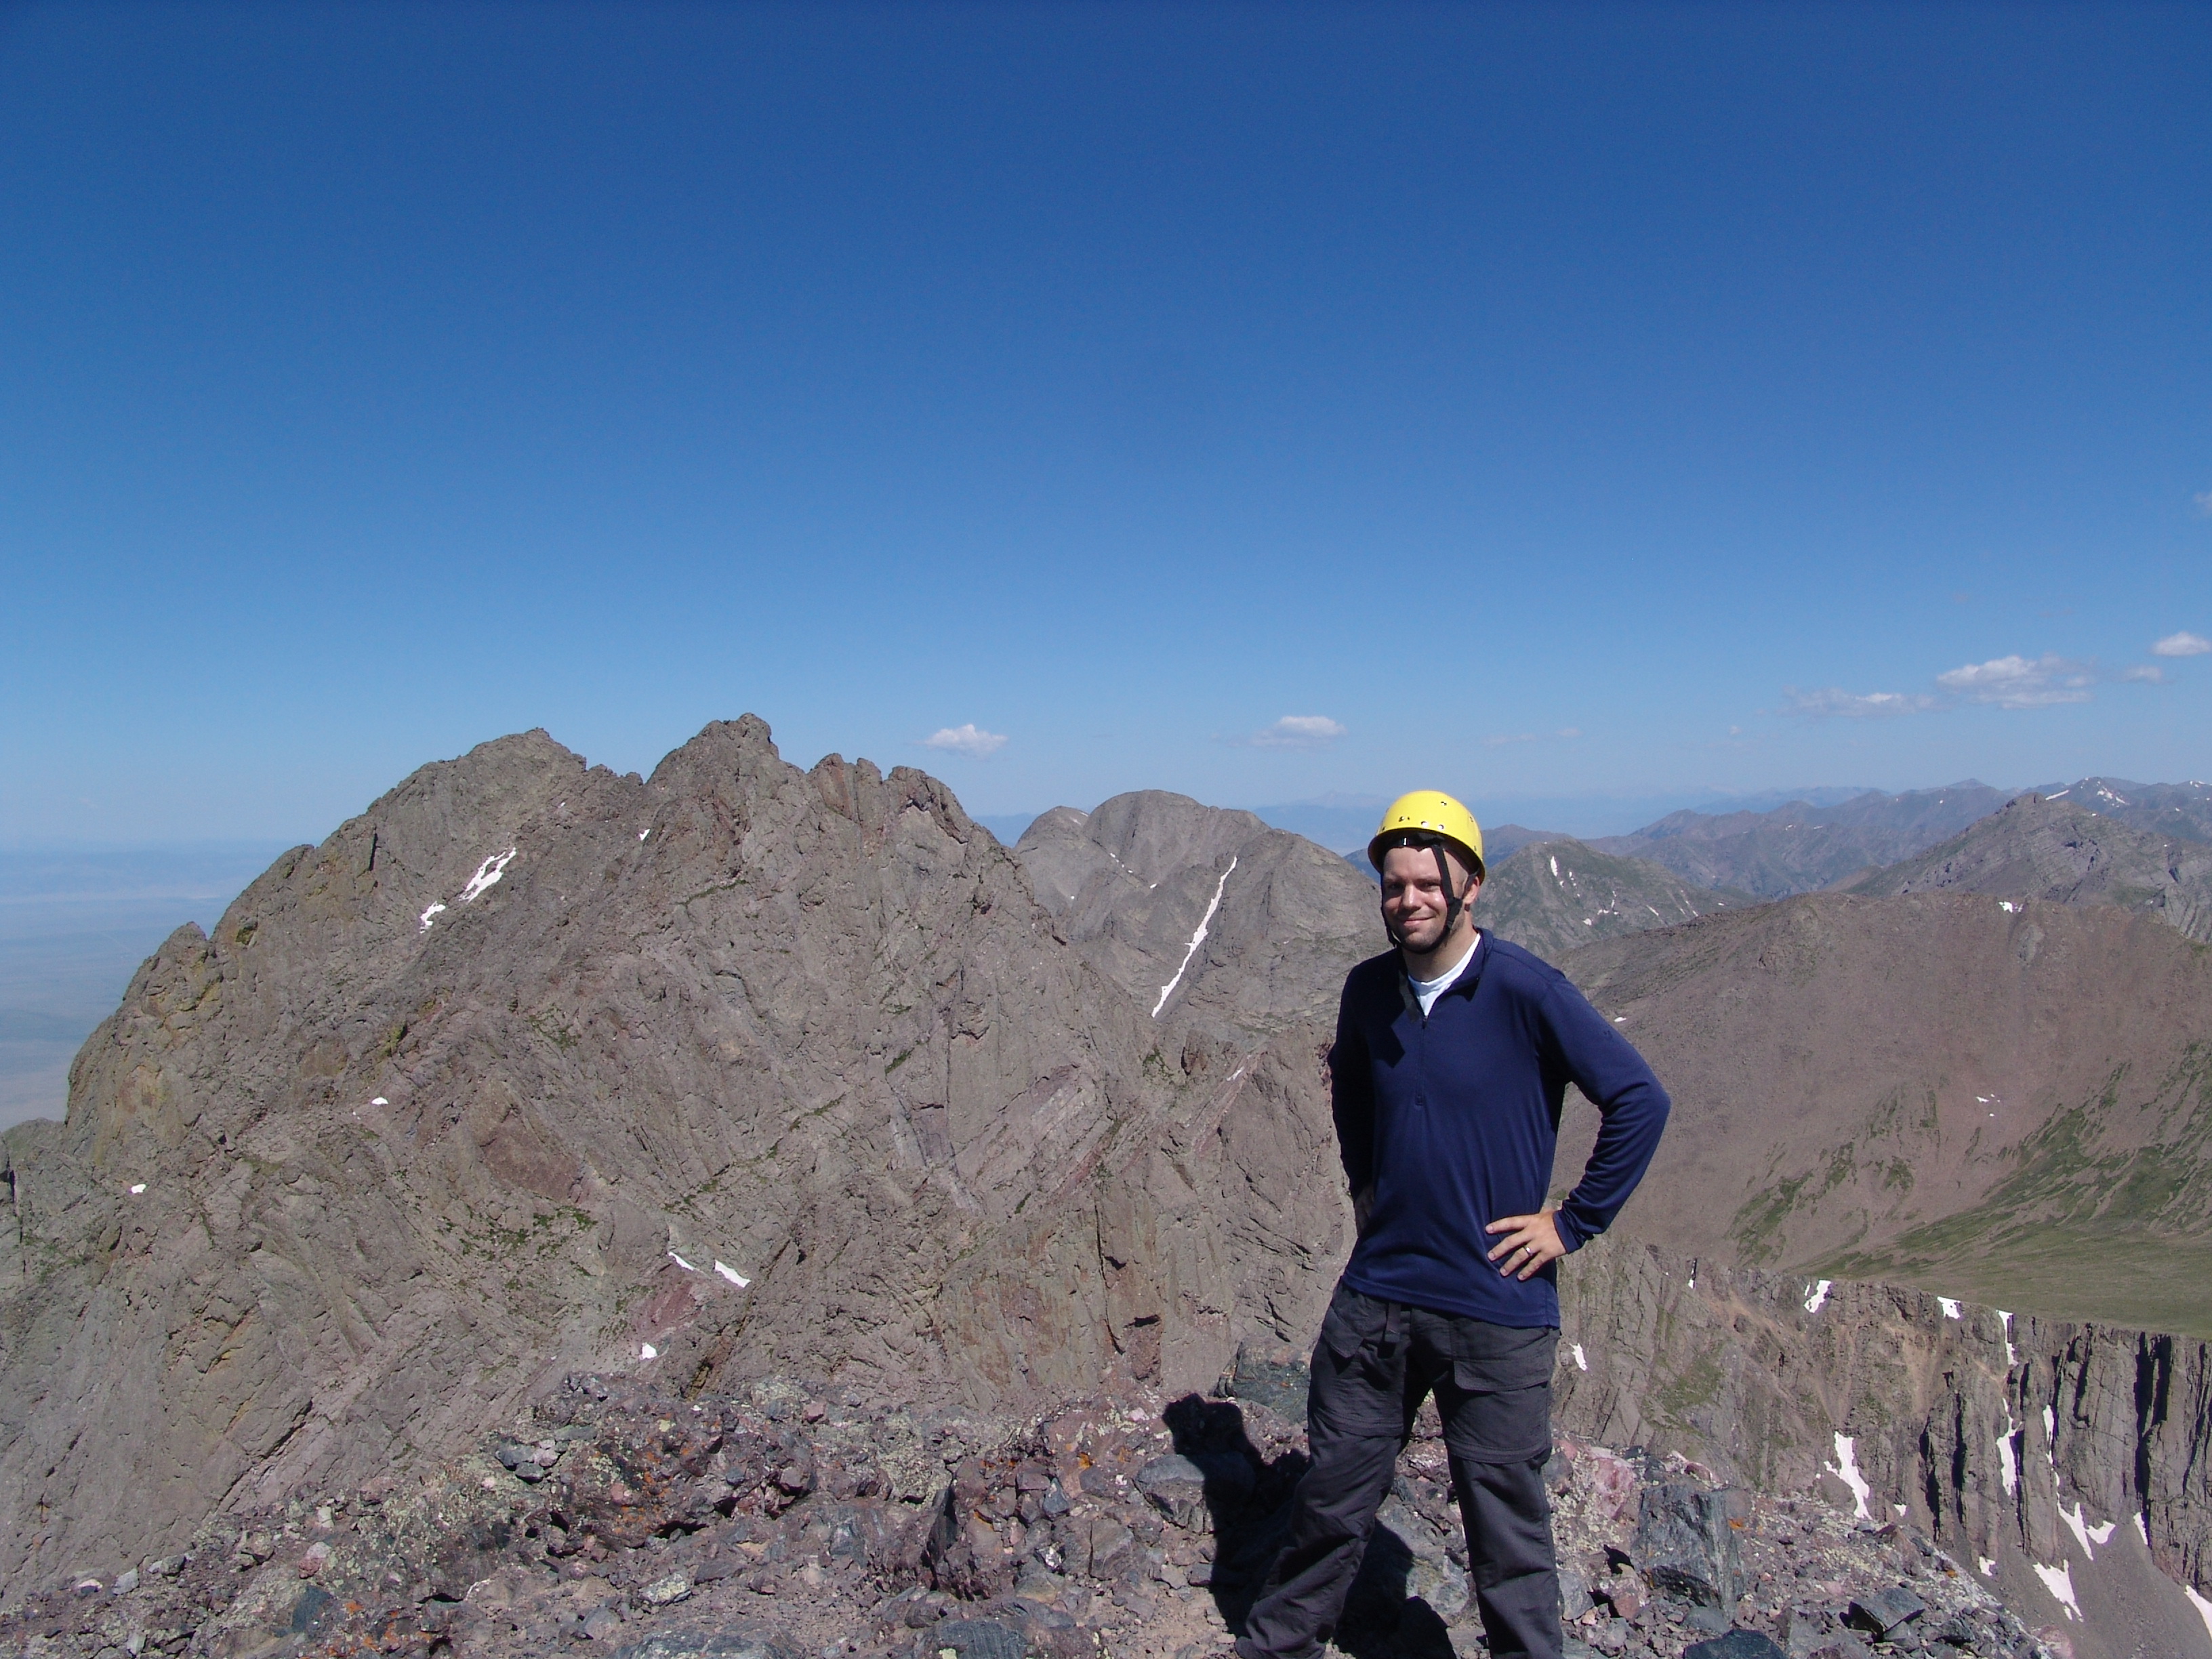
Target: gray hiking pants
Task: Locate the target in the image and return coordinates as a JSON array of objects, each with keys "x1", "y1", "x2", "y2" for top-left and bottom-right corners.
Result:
[{"x1": 1237, "y1": 1282, "x2": 1563, "y2": 1659}]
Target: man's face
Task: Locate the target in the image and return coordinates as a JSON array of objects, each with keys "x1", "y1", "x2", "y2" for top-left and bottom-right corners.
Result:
[{"x1": 1380, "y1": 844, "x2": 1477, "y2": 955}]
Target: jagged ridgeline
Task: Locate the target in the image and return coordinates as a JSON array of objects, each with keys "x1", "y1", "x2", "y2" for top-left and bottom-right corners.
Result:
[{"x1": 0, "y1": 722, "x2": 1362, "y2": 1586}]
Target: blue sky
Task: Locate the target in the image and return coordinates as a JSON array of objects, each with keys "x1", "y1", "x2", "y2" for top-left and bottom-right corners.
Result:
[{"x1": 4, "y1": 1, "x2": 2209, "y2": 848}]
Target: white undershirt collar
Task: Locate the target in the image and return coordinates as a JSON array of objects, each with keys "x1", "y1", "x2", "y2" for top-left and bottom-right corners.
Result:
[{"x1": 1406, "y1": 930, "x2": 1481, "y2": 1016}]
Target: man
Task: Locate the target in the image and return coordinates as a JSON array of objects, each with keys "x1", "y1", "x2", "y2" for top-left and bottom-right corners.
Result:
[{"x1": 1237, "y1": 791, "x2": 1669, "y2": 1659}]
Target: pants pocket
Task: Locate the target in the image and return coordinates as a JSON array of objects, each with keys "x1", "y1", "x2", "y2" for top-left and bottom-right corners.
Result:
[
  {"x1": 1441, "y1": 1379, "x2": 1553, "y2": 1462},
  {"x1": 1316, "y1": 1282, "x2": 1387, "y2": 1362},
  {"x1": 1446, "y1": 1322, "x2": 1557, "y2": 1392}
]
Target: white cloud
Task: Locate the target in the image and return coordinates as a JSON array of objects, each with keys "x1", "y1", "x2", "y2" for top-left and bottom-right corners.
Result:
[
  {"x1": 921, "y1": 723, "x2": 1008, "y2": 758},
  {"x1": 2152, "y1": 630, "x2": 2211, "y2": 657},
  {"x1": 2194, "y1": 490, "x2": 2212, "y2": 517},
  {"x1": 2121, "y1": 664, "x2": 2167, "y2": 683},
  {"x1": 1784, "y1": 687, "x2": 1937, "y2": 718},
  {"x1": 1250, "y1": 715, "x2": 1346, "y2": 748},
  {"x1": 1934, "y1": 653, "x2": 2093, "y2": 710}
]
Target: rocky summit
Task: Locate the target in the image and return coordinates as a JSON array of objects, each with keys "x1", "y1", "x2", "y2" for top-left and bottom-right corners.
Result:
[
  {"x1": 5, "y1": 1250, "x2": 2200, "y2": 1659},
  {"x1": 1471, "y1": 840, "x2": 1752, "y2": 964},
  {"x1": 1012, "y1": 792, "x2": 1376, "y2": 1039},
  {"x1": 0, "y1": 723, "x2": 1353, "y2": 1595},
  {"x1": 9, "y1": 722, "x2": 2212, "y2": 1659}
]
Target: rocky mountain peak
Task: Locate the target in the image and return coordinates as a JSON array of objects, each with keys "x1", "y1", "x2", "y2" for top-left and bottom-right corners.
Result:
[
  {"x1": 1015, "y1": 791, "x2": 1378, "y2": 1036},
  {"x1": 1841, "y1": 789, "x2": 2212, "y2": 940},
  {"x1": 4, "y1": 723, "x2": 1376, "y2": 1590}
]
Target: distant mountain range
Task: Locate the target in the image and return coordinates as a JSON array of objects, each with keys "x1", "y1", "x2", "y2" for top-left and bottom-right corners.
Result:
[
  {"x1": 1591, "y1": 777, "x2": 2212, "y2": 899},
  {"x1": 1321, "y1": 777, "x2": 2212, "y2": 966},
  {"x1": 1841, "y1": 790, "x2": 2212, "y2": 941},
  {"x1": 2032, "y1": 775, "x2": 2212, "y2": 844},
  {"x1": 1589, "y1": 783, "x2": 2014, "y2": 896}
]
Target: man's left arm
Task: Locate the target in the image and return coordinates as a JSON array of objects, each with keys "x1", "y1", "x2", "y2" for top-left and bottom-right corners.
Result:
[{"x1": 1486, "y1": 979, "x2": 1671, "y2": 1280}]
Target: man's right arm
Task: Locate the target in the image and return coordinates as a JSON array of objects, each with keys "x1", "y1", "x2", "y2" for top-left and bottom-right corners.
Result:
[{"x1": 1328, "y1": 977, "x2": 1375, "y2": 1215}]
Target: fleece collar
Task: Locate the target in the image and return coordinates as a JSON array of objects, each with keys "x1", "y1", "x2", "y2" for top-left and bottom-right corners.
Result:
[{"x1": 1395, "y1": 928, "x2": 1491, "y2": 1019}]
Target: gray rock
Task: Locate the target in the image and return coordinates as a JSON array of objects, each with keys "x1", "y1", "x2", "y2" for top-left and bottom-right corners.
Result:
[
  {"x1": 1843, "y1": 1586, "x2": 1924, "y2": 1636},
  {"x1": 1370, "y1": 1494, "x2": 1471, "y2": 1623},
  {"x1": 613, "y1": 1633, "x2": 796, "y2": 1659},
  {"x1": 1842, "y1": 792, "x2": 2212, "y2": 943},
  {"x1": 1683, "y1": 1635, "x2": 1787, "y2": 1659},
  {"x1": 929, "y1": 1618, "x2": 1026, "y2": 1659},
  {"x1": 1134, "y1": 1451, "x2": 1254, "y2": 1532},
  {"x1": 1928, "y1": 1613, "x2": 1978, "y2": 1647},
  {"x1": 1634, "y1": 1484, "x2": 1742, "y2": 1608},
  {"x1": 287, "y1": 1584, "x2": 336, "y2": 1635},
  {"x1": 1221, "y1": 1346, "x2": 1311, "y2": 1425},
  {"x1": 583, "y1": 1606, "x2": 625, "y2": 1641},
  {"x1": 1557, "y1": 1564, "x2": 1591, "y2": 1616},
  {"x1": 1083, "y1": 1517, "x2": 1134, "y2": 1580},
  {"x1": 1014, "y1": 790, "x2": 1378, "y2": 1037},
  {"x1": 1136, "y1": 1456, "x2": 1210, "y2": 1528}
]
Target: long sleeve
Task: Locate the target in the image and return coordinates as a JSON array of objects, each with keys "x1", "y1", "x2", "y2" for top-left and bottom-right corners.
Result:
[
  {"x1": 1328, "y1": 980, "x2": 1375, "y2": 1197},
  {"x1": 1538, "y1": 978, "x2": 1670, "y2": 1252}
]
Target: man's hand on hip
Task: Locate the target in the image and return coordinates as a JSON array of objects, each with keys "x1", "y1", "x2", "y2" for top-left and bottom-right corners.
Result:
[{"x1": 1484, "y1": 1209, "x2": 1564, "y2": 1280}]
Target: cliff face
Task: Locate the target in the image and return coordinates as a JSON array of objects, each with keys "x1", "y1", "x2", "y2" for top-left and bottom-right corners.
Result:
[
  {"x1": 1557, "y1": 1234, "x2": 2212, "y2": 1658},
  {"x1": 0, "y1": 722, "x2": 1355, "y2": 1588}
]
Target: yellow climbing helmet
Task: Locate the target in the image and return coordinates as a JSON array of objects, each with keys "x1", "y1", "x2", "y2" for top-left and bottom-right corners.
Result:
[{"x1": 1367, "y1": 790, "x2": 1485, "y2": 880}]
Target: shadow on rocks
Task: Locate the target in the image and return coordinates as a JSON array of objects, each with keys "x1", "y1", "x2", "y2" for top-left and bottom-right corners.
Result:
[{"x1": 1159, "y1": 1394, "x2": 1451, "y2": 1659}]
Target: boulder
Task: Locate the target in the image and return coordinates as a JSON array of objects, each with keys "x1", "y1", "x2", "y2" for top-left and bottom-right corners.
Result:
[
  {"x1": 1683, "y1": 1634, "x2": 1787, "y2": 1659},
  {"x1": 1633, "y1": 1483, "x2": 1744, "y2": 1608}
]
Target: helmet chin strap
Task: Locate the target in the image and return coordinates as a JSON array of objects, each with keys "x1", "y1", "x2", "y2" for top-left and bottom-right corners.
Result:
[{"x1": 1382, "y1": 839, "x2": 1469, "y2": 954}]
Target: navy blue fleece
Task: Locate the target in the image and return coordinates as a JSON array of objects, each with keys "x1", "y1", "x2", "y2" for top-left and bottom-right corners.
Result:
[{"x1": 1331, "y1": 932, "x2": 1670, "y2": 1328}]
